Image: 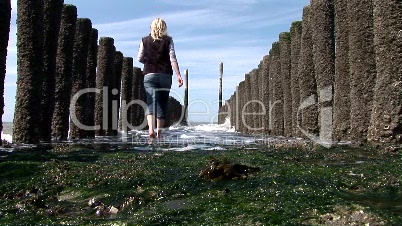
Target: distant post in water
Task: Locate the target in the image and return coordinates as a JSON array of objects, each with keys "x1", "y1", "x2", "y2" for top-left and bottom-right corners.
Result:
[
  {"x1": 0, "y1": 0, "x2": 12, "y2": 145},
  {"x1": 219, "y1": 62, "x2": 223, "y2": 108},
  {"x1": 13, "y1": 0, "x2": 44, "y2": 144},
  {"x1": 218, "y1": 62, "x2": 223, "y2": 124},
  {"x1": 182, "y1": 69, "x2": 188, "y2": 126}
]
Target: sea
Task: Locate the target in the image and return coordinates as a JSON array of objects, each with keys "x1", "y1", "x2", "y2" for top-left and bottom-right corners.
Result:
[
  {"x1": 0, "y1": 119, "x2": 304, "y2": 151},
  {"x1": 1, "y1": 122, "x2": 12, "y2": 142}
]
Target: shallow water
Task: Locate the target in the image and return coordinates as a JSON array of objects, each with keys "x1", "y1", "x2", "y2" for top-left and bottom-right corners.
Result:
[{"x1": 2, "y1": 120, "x2": 304, "y2": 151}]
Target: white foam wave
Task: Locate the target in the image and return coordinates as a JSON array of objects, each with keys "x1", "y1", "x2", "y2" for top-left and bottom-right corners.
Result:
[
  {"x1": 1, "y1": 133, "x2": 12, "y2": 142},
  {"x1": 180, "y1": 134, "x2": 196, "y2": 139},
  {"x1": 193, "y1": 118, "x2": 234, "y2": 133},
  {"x1": 204, "y1": 146, "x2": 227, "y2": 151},
  {"x1": 166, "y1": 144, "x2": 210, "y2": 152}
]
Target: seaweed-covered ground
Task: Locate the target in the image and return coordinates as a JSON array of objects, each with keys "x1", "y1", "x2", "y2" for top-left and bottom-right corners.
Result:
[{"x1": 0, "y1": 143, "x2": 401, "y2": 225}]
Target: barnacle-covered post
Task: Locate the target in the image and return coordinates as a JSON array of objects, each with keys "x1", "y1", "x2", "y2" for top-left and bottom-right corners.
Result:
[
  {"x1": 347, "y1": 0, "x2": 376, "y2": 144},
  {"x1": 119, "y1": 57, "x2": 133, "y2": 133},
  {"x1": 262, "y1": 55, "x2": 270, "y2": 134},
  {"x1": 69, "y1": 18, "x2": 92, "y2": 140},
  {"x1": 269, "y1": 42, "x2": 284, "y2": 136},
  {"x1": 13, "y1": 0, "x2": 44, "y2": 144},
  {"x1": 0, "y1": 0, "x2": 11, "y2": 145},
  {"x1": 95, "y1": 37, "x2": 115, "y2": 136},
  {"x1": 244, "y1": 73, "x2": 252, "y2": 134},
  {"x1": 279, "y1": 32, "x2": 292, "y2": 137},
  {"x1": 238, "y1": 81, "x2": 245, "y2": 133},
  {"x1": 311, "y1": 0, "x2": 335, "y2": 144},
  {"x1": 333, "y1": 0, "x2": 350, "y2": 142},
  {"x1": 368, "y1": 0, "x2": 402, "y2": 145},
  {"x1": 40, "y1": 0, "x2": 64, "y2": 142},
  {"x1": 182, "y1": 69, "x2": 188, "y2": 125},
  {"x1": 257, "y1": 60, "x2": 264, "y2": 132},
  {"x1": 108, "y1": 51, "x2": 123, "y2": 136},
  {"x1": 219, "y1": 62, "x2": 223, "y2": 110},
  {"x1": 131, "y1": 67, "x2": 146, "y2": 129},
  {"x1": 250, "y1": 68, "x2": 259, "y2": 132},
  {"x1": 298, "y1": 6, "x2": 319, "y2": 139},
  {"x1": 83, "y1": 28, "x2": 98, "y2": 139},
  {"x1": 290, "y1": 21, "x2": 302, "y2": 137},
  {"x1": 52, "y1": 4, "x2": 77, "y2": 141}
]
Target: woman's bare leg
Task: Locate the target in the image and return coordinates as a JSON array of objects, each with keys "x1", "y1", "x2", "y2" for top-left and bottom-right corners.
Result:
[
  {"x1": 147, "y1": 114, "x2": 155, "y2": 138},
  {"x1": 156, "y1": 118, "x2": 165, "y2": 138}
]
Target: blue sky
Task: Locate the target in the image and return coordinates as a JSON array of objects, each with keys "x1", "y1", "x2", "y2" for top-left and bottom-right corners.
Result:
[{"x1": 5, "y1": 0, "x2": 309, "y2": 123}]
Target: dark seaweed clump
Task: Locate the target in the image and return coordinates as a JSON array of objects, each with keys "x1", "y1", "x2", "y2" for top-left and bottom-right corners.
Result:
[{"x1": 199, "y1": 156, "x2": 260, "y2": 180}]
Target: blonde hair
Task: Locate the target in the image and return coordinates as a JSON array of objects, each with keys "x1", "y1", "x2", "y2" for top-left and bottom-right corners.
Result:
[{"x1": 150, "y1": 18, "x2": 168, "y2": 41}]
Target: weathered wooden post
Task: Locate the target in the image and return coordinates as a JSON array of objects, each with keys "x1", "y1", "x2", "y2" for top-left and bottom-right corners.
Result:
[
  {"x1": 298, "y1": 6, "x2": 319, "y2": 139},
  {"x1": 131, "y1": 67, "x2": 141, "y2": 127},
  {"x1": 0, "y1": 0, "x2": 11, "y2": 145},
  {"x1": 131, "y1": 67, "x2": 146, "y2": 129},
  {"x1": 368, "y1": 0, "x2": 402, "y2": 145},
  {"x1": 311, "y1": 0, "x2": 335, "y2": 145},
  {"x1": 182, "y1": 69, "x2": 188, "y2": 126},
  {"x1": 69, "y1": 18, "x2": 92, "y2": 140},
  {"x1": 40, "y1": 0, "x2": 64, "y2": 142},
  {"x1": 139, "y1": 70, "x2": 147, "y2": 130},
  {"x1": 333, "y1": 0, "x2": 350, "y2": 142},
  {"x1": 119, "y1": 57, "x2": 133, "y2": 133},
  {"x1": 165, "y1": 98, "x2": 173, "y2": 127},
  {"x1": 52, "y1": 4, "x2": 77, "y2": 141},
  {"x1": 219, "y1": 62, "x2": 223, "y2": 108},
  {"x1": 218, "y1": 62, "x2": 223, "y2": 124},
  {"x1": 262, "y1": 55, "x2": 270, "y2": 134},
  {"x1": 166, "y1": 97, "x2": 184, "y2": 127},
  {"x1": 249, "y1": 68, "x2": 260, "y2": 133},
  {"x1": 83, "y1": 28, "x2": 98, "y2": 139},
  {"x1": 290, "y1": 21, "x2": 302, "y2": 137},
  {"x1": 238, "y1": 81, "x2": 245, "y2": 133},
  {"x1": 269, "y1": 42, "x2": 284, "y2": 136},
  {"x1": 348, "y1": 0, "x2": 376, "y2": 144},
  {"x1": 229, "y1": 92, "x2": 235, "y2": 128},
  {"x1": 244, "y1": 73, "x2": 252, "y2": 134},
  {"x1": 95, "y1": 37, "x2": 115, "y2": 136},
  {"x1": 279, "y1": 32, "x2": 292, "y2": 137},
  {"x1": 13, "y1": 0, "x2": 44, "y2": 144},
  {"x1": 108, "y1": 51, "x2": 123, "y2": 136},
  {"x1": 257, "y1": 60, "x2": 264, "y2": 131}
]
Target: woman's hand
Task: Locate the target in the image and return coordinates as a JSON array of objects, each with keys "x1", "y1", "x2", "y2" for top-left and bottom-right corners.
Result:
[{"x1": 177, "y1": 75, "x2": 183, "y2": 87}]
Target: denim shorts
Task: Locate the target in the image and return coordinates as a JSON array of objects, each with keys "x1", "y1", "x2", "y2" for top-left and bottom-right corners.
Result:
[{"x1": 143, "y1": 73, "x2": 172, "y2": 119}]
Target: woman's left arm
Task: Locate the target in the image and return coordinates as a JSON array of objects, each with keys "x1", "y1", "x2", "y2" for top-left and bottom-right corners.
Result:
[{"x1": 137, "y1": 39, "x2": 145, "y2": 63}]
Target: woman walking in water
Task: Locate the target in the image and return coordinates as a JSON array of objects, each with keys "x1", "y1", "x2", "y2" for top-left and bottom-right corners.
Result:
[{"x1": 137, "y1": 18, "x2": 184, "y2": 139}]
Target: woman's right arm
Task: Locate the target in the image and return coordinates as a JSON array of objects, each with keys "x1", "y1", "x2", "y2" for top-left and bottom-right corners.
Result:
[{"x1": 170, "y1": 39, "x2": 183, "y2": 87}]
